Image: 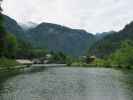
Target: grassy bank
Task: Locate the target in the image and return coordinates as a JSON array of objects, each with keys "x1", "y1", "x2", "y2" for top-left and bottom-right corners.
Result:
[
  {"x1": 0, "y1": 58, "x2": 20, "y2": 70},
  {"x1": 0, "y1": 58, "x2": 22, "y2": 85},
  {"x1": 70, "y1": 61, "x2": 133, "y2": 69},
  {"x1": 0, "y1": 58, "x2": 19, "y2": 81},
  {"x1": 0, "y1": 66, "x2": 21, "y2": 92}
]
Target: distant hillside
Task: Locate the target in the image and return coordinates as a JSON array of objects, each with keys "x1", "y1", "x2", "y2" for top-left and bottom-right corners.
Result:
[
  {"x1": 3, "y1": 15, "x2": 26, "y2": 40},
  {"x1": 3, "y1": 15, "x2": 96, "y2": 57},
  {"x1": 27, "y1": 23, "x2": 94, "y2": 56},
  {"x1": 88, "y1": 21, "x2": 133, "y2": 58},
  {"x1": 94, "y1": 31, "x2": 115, "y2": 41}
]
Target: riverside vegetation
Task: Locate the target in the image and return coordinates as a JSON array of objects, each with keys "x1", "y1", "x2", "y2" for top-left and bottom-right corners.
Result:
[
  {"x1": 0, "y1": 1, "x2": 133, "y2": 100},
  {"x1": 71, "y1": 40, "x2": 133, "y2": 69},
  {"x1": 0, "y1": 0, "x2": 133, "y2": 71}
]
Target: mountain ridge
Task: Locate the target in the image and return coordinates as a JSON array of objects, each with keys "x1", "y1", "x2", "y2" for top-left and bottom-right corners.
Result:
[
  {"x1": 3, "y1": 15, "x2": 95, "y2": 57},
  {"x1": 88, "y1": 21, "x2": 133, "y2": 58},
  {"x1": 27, "y1": 22, "x2": 94, "y2": 56}
]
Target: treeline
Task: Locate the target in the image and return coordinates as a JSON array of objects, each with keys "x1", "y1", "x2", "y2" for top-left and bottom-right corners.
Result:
[
  {"x1": 88, "y1": 21, "x2": 133, "y2": 58},
  {"x1": 0, "y1": 5, "x2": 6, "y2": 57},
  {"x1": 86, "y1": 19, "x2": 133, "y2": 69},
  {"x1": 107, "y1": 40, "x2": 133, "y2": 68},
  {"x1": 0, "y1": 14, "x2": 71, "y2": 65},
  {"x1": 49, "y1": 52, "x2": 73, "y2": 64},
  {"x1": 0, "y1": 21, "x2": 47, "y2": 59},
  {"x1": 88, "y1": 40, "x2": 133, "y2": 69},
  {"x1": 0, "y1": 1, "x2": 19, "y2": 67}
]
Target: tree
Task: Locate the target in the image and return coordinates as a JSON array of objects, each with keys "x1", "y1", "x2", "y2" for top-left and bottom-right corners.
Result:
[
  {"x1": 109, "y1": 40, "x2": 133, "y2": 68},
  {"x1": 49, "y1": 52, "x2": 68, "y2": 64},
  {"x1": 4, "y1": 33, "x2": 17, "y2": 58},
  {"x1": 0, "y1": 0, "x2": 6, "y2": 57}
]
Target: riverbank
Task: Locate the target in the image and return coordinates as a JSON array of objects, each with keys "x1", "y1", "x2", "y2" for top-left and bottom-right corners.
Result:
[
  {"x1": 0, "y1": 58, "x2": 19, "y2": 68},
  {"x1": 0, "y1": 58, "x2": 21, "y2": 82},
  {"x1": 0, "y1": 57, "x2": 132, "y2": 82},
  {"x1": 71, "y1": 62, "x2": 133, "y2": 69}
]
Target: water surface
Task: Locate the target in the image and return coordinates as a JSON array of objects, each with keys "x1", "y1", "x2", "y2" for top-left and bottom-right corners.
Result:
[{"x1": 0, "y1": 67, "x2": 133, "y2": 100}]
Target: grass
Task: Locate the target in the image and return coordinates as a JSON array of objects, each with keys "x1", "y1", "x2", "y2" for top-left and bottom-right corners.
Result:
[
  {"x1": 0, "y1": 58, "x2": 21, "y2": 87},
  {"x1": 70, "y1": 61, "x2": 133, "y2": 69},
  {"x1": 0, "y1": 58, "x2": 25, "y2": 88},
  {"x1": 0, "y1": 58, "x2": 19, "y2": 69}
]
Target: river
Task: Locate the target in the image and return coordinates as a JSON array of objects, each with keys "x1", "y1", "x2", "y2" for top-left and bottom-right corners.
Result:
[{"x1": 0, "y1": 67, "x2": 133, "y2": 100}]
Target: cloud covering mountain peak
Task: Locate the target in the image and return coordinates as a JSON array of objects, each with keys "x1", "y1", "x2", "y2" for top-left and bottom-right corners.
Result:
[{"x1": 2, "y1": 0, "x2": 133, "y2": 33}]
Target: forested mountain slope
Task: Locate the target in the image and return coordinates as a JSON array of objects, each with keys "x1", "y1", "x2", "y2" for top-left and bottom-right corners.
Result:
[{"x1": 88, "y1": 21, "x2": 133, "y2": 58}]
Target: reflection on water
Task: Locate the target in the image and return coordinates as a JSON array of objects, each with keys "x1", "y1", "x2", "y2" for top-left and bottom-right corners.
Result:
[{"x1": 0, "y1": 67, "x2": 133, "y2": 100}]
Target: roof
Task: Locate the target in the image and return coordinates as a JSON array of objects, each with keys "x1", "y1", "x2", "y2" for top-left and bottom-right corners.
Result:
[
  {"x1": 90, "y1": 56, "x2": 96, "y2": 59},
  {"x1": 16, "y1": 59, "x2": 33, "y2": 64}
]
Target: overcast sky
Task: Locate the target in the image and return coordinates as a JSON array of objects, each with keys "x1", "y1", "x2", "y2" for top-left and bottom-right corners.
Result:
[{"x1": 2, "y1": 0, "x2": 133, "y2": 33}]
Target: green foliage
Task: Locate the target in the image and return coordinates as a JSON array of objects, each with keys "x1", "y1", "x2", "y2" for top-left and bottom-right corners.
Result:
[
  {"x1": 108, "y1": 40, "x2": 133, "y2": 68},
  {"x1": 93, "y1": 59, "x2": 105, "y2": 66},
  {"x1": 50, "y1": 52, "x2": 67, "y2": 64},
  {"x1": 88, "y1": 21, "x2": 133, "y2": 58},
  {"x1": 16, "y1": 44, "x2": 48, "y2": 59},
  {"x1": 4, "y1": 33, "x2": 17, "y2": 58},
  {"x1": 30, "y1": 49, "x2": 48, "y2": 58},
  {"x1": 66, "y1": 56, "x2": 73, "y2": 66},
  {"x1": 0, "y1": 1, "x2": 6, "y2": 56},
  {"x1": 0, "y1": 57, "x2": 19, "y2": 68},
  {"x1": 0, "y1": 12, "x2": 6, "y2": 57},
  {"x1": 17, "y1": 23, "x2": 94, "y2": 57}
]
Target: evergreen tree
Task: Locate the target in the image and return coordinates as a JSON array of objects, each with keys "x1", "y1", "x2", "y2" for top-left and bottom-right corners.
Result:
[
  {"x1": 109, "y1": 40, "x2": 133, "y2": 67},
  {"x1": 5, "y1": 33, "x2": 17, "y2": 58},
  {"x1": 0, "y1": 0, "x2": 6, "y2": 57}
]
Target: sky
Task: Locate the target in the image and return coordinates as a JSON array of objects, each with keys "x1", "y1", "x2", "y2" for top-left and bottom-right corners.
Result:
[{"x1": 2, "y1": 0, "x2": 133, "y2": 33}]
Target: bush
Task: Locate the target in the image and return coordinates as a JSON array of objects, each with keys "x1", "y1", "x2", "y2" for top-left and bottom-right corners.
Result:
[
  {"x1": 108, "y1": 40, "x2": 133, "y2": 68},
  {"x1": 0, "y1": 57, "x2": 19, "y2": 68}
]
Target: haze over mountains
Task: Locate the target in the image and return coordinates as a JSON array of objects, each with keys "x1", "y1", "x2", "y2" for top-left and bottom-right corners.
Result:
[
  {"x1": 89, "y1": 21, "x2": 133, "y2": 58},
  {"x1": 3, "y1": 15, "x2": 96, "y2": 56},
  {"x1": 19, "y1": 22, "x2": 38, "y2": 31},
  {"x1": 3, "y1": 14, "x2": 133, "y2": 57}
]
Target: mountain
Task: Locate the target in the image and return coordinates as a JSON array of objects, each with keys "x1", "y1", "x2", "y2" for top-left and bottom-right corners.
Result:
[
  {"x1": 88, "y1": 21, "x2": 133, "y2": 58},
  {"x1": 3, "y1": 15, "x2": 27, "y2": 41},
  {"x1": 19, "y1": 22, "x2": 38, "y2": 31},
  {"x1": 27, "y1": 22, "x2": 94, "y2": 56},
  {"x1": 3, "y1": 15, "x2": 95, "y2": 57},
  {"x1": 94, "y1": 31, "x2": 115, "y2": 41}
]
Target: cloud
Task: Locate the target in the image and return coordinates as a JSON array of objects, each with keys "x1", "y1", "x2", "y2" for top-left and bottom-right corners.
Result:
[{"x1": 2, "y1": 0, "x2": 133, "y2": 33}]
